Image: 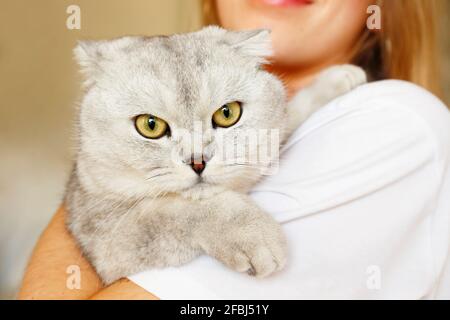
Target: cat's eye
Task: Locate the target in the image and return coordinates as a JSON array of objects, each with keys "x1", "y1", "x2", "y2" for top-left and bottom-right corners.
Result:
[
  {"x1": 212, "y1": 102, "x2": 242, "y2": 128},
  {"x1": 135, "y1": 114, "x2": 169, "y2": 139}
]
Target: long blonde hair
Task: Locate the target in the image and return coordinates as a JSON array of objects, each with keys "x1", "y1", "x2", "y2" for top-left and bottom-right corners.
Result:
[{"x1": 201, "y1": 0, "x2": 444, "y2": 99}]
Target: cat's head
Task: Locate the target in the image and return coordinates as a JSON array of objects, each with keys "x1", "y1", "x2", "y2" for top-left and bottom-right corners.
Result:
[{"x1": 74, "y1": 26, "x2": 286, "y2": 200}]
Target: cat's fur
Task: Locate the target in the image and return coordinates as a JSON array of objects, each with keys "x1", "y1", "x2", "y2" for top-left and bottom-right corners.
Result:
[{"x1": 65, "y1": 26, "x2": 366, "y2": 284}]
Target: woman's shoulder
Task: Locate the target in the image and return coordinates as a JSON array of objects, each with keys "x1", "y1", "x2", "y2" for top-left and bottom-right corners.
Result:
[
  {"x1": 341, "y1": 80, "x2": 450, "y2": 148},
  {"x1": 292, "y1": 80, "x2": 450, "y2": 160},
  {"x1": 351, "y1": 79, "x2": 448, "y2": 115}
]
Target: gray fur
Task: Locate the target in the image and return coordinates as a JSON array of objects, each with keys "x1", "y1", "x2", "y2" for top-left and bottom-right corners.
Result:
[{"x1": 65, "y1": 26, "x2": 366, "y2": 284}]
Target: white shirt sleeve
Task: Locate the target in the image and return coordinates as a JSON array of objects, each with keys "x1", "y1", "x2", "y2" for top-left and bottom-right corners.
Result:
[{"x1": 129, "y1": 80, "x2": 450, "y2": 299}]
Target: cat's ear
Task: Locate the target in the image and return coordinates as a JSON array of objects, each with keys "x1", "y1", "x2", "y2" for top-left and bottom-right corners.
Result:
[
  {"x1": 73, "y1": 37, "x2": 140, "y2": 85},
  {"x1": 73, "y1": 40, "x2": 107, "y2": 86},
  {"x1": 229, "y1": 29, "x2": 273, "y2": 64},
  {"x1": 74, "y1": 40, "x2": 102, "y2": 73},
  {"x1": 200, "y1": 26, "x2": 273, "y2": 64}
]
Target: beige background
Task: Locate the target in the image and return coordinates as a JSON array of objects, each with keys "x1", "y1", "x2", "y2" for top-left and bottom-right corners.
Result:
[{"x1": 0, "y1": 0, "x2": 448, "y2": 299}]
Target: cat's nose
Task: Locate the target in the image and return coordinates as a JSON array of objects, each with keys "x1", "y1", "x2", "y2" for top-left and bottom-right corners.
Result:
[{"x1": 190, "y1": 155, "x2": 206, "y2": 175}]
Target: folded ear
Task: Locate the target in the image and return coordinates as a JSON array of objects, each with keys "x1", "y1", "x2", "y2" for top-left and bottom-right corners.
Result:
[
  {"x1": 74, "y1": 40, "x2": 102, "y2": 72},
  {"x1": 73, "y1": 40, "x2": 107, "y2": 86},
  {"x1": 73, "y1": 37, "x2": 141, "y2": 86},
  {"x1": 197, "y1": 26, "x2": 273, "y2": 64},
  {"x1": 228, "y1": 29, "x2": 273, "y2": 64}
]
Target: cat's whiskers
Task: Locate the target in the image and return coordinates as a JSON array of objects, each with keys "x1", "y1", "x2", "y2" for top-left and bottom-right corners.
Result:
[
  {"x1": 71, "y1": 193, "x2": 139, "y2": 267},
  {"x1": 131, "y1": 187, "x2": 171, "y2": 231},
  {"x1": 104, "y1": 186, "x2": 172, "y2": 263},
  {"x1": 104, "y1": 195, "x2": 147, "y2": 258},
  {"x1": 145, "y1": 171, "x2": 171, "y2": 181},
  {"x1": 81, "y1": 194, "x2": 138, "y2": 242}
]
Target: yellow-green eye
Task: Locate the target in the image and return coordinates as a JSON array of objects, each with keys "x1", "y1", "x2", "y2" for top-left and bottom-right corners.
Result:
[
  {"x1": 135, "y1": 114, "x2": 168, "y2": 139},
  {"x1": 212, "y1": 102, "x2": 242, "y2": 128}
]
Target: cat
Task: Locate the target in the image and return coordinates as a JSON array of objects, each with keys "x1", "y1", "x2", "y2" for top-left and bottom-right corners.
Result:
[{"x1": 65, "y1": 26, "x2": 366, "y2": 285}]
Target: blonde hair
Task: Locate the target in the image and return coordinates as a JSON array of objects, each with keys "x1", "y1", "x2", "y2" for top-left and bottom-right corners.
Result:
[{"x1": 201, "y1": 0, "x2": 444, "y2": 99}]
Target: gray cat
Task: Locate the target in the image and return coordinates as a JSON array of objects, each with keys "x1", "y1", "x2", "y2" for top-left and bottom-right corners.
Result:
[{"x1": 65, "y1": 26, "x2": 366, "y2": 285}]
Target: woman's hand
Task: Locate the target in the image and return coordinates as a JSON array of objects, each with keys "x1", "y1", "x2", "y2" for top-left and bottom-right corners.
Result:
[{"x1": 18, "y1": 206, "x2": 158, "y2": 300}]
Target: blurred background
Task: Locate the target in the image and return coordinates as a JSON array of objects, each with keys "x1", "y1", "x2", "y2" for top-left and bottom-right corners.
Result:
[{"x1": 0, "y1": 0, "x2": 448, "y2": 299}]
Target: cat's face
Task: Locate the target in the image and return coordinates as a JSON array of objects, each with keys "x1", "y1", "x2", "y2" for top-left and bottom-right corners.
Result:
[{"x1": 75, "y1": 27, "x2": 286, "y2": 199}]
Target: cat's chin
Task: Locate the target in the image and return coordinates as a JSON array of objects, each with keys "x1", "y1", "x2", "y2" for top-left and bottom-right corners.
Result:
[{"x1": 179, "y1": 182, "x2": 226, "y2": 201}]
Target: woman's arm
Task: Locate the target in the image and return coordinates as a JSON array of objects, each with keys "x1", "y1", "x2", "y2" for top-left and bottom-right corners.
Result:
[
  {"x1": 89, "y1": 278, "x2": 158, "y2": 300},
  {"x1": 19, "y1": 206, "x2": 159, "y2": 300},
  {"x1": 18, "y1": 207, "x2": 103, "y2": 299}
]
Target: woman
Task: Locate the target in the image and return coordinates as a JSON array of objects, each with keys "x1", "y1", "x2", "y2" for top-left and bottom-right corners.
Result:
[{"x1": 19, "y1": 0, "x2": 449, "y2": 299}]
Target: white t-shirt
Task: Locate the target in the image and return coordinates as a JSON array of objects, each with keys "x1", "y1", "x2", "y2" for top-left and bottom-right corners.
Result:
[{"x1": 129, "y1": 80, "x2": 450, "y2": 299}]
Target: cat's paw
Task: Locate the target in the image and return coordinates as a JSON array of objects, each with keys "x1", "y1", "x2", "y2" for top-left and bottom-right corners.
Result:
[
  {"x1": 210, "y1": 220, "x2": 287, "y2": 278},
  {"x1": 315, "y1": 64, "x2": 367, "y2": 94}
]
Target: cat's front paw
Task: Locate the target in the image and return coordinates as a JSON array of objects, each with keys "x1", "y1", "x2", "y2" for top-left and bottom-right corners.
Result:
[
  {"x1": 315, "y1": 64, "x2": 367, "y2": 94},
  {"x1": 207, "y1": 219, "x2": 287, "y2": 278}
]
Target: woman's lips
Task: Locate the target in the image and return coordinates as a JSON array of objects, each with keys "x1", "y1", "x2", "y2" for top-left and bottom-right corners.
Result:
[{"x1": 259, "y1": 0, "x2": 314, "y2": 7}]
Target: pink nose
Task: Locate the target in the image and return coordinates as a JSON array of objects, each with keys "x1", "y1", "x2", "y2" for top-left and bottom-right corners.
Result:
[{"x1": 190, "y1": 156, "x2": 206, "y2": 175}]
